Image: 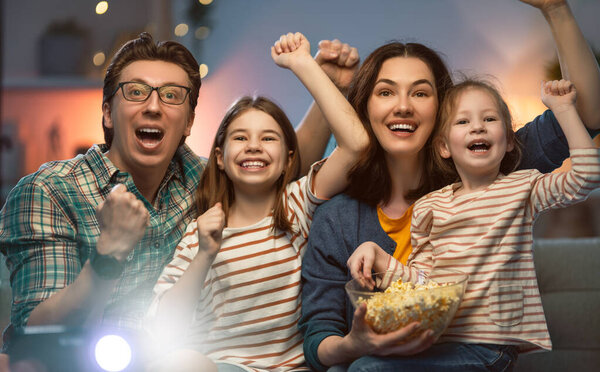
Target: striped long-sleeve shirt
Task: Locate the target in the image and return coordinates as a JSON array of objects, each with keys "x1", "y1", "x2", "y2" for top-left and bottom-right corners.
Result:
[
  {"x1": 148, "y1": 170, "x2": 323, "y2": 371},
  {"x1": 385, "y1": 147, "x2": 600, "y2": 352}
]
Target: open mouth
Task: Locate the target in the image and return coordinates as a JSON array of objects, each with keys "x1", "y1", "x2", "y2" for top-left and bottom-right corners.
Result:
[
  {"x1": 136, "y1": 128, "x2": 164, "y2": 145},
  {"x1": 388, "y1": 123, "x2": 416, "y2": 133},
  {"x1": 468, "y1": 141, "x2": 491, "y2": 152},
  {"x1": 240, "y1": 160, "x2": 267, "y2": 169}
]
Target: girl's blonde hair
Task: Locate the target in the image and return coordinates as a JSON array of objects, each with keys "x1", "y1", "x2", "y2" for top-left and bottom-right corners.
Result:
[
  {"x1": 195, "y1": 95, "x2": 301, "y2": 234},
  {"x1": 433, "y1": 79, "x2": 522, "y2": 181}
]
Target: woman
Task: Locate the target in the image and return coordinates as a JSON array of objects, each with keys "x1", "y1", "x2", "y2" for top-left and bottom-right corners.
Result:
[{"x1": 299, "y1": 1, "x2": 600, "y2": 371}]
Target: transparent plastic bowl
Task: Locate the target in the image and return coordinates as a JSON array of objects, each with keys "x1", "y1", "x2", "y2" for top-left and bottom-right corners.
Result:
[{"x1": 345, "y1": 268, "x2": 468, "y2": 338}]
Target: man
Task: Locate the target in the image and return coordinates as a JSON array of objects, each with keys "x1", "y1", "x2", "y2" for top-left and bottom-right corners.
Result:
[{"x1": 0, "y1": 32, "x2": 358, "y2": 351}]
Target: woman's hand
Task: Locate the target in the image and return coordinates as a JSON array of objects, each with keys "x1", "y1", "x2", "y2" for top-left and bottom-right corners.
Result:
[
  {"x1": 346, "y1": 303, "x2": 436, "y2": 357},
  {"x1": 518, "y1": 0, "x2": 567, "y2": 13},
  {"x1": 315, "y1": 39, "x2": 359, "y2": 94}
]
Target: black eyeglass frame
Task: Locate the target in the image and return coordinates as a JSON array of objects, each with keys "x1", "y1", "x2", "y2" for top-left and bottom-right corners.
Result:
[{"x1": 110, "y1": 81, "x2": 192, "y2": 105}]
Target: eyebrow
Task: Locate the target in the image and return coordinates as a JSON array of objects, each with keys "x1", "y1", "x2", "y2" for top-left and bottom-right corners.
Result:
[
  {"x1": 374, "y1": 78, "x2": 434, "y2": 90},
  {"x1": 127, "y1": 78, "x2": 186, "y2": 86},
  {"x1": 229, "y1": 128, "x2": 283, "y2": 138}
]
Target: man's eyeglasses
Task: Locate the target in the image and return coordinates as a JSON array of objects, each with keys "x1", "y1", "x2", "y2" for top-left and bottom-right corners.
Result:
[{"x1": 111, "y1": 82, "x2": 191, "y2": 105}]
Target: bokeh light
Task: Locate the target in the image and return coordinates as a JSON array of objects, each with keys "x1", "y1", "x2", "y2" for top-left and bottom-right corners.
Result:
[
  {"x1": 195, "y1": 26, "x2": 210, "y2": 40},
  {"x1": 200, "y1": 64, "x2": 209, "y2": 79},
  {"x1": 199, "y1": 0, "x2": 213, "y2": 5},
  {"x1": 95, "y1": 1, "x2": 108, "y2": 15},
  {"x1": 93, "y1": 52, "x2": 106, "y2": 66},
  {"x1": 174, "y1": 23, "x2": 189, "y2": 37}
]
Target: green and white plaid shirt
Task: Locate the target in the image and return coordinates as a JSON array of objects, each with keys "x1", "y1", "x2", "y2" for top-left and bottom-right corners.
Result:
[{"x1": 0, "y1": 143, "x2": 205, "y2": 334}]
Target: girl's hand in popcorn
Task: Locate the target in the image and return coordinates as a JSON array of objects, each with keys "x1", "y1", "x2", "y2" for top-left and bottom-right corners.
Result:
[
  {"x1": 347, "y1": 241, "x2": 392, "y2": 289},
  {"x1": 344, "y1": 303, "x2": 436, "y2": 357}
]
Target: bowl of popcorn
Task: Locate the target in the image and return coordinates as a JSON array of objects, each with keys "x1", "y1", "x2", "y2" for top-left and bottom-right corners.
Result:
[{"x1": 345, "y1": 268, "x2": 468, "y2": 338}]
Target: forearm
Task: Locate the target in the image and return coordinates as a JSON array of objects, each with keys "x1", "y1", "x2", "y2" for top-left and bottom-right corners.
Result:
[
  {"x1": 27, "y1": 261, "x2": 116, "y2": 327},
  {"x1": 543, "y1": 2, "x2": 600, "y2": 129},
  {"x1": 317, "y1": 334, "x2": 364, "y2": 367},
  {"x1": 290, "y1": 56, "x2": 367, "y2": 154},
  {"x1": 296, "y1": 101, "x2": 331, "y2": 176},
  {"x1": 553, "y1": 106, "x2": 595, "y2": 149},
  {"x1": 155, "y1": 252, "x2": 213, "y2": 329}
]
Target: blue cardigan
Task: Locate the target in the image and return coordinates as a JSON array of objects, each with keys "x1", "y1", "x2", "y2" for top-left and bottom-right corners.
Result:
[{"x1": 298, "y1": 110, "x2": 589, "y2": 371}]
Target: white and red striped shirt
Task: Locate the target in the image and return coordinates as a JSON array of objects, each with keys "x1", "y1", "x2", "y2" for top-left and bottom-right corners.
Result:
[
  {"x1": 149, "y1": 171, "x2": 323, "y2": 371},
  {"x1": 386, "y1": 148, "x2": 600, "y2": 352}
]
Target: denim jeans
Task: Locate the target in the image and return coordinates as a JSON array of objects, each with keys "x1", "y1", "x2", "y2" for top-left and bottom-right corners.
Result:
[{"x1": 345, "y1": 343, "x2": 518, "y2": 372}]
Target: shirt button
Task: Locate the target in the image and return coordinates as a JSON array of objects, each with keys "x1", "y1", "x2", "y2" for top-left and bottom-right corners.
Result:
[{"x1": 154, "y1": 241, "x2": 160, "y2": 249}]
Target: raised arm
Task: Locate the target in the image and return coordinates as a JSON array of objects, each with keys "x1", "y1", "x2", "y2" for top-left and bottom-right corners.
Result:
[
  {"x1": 272, "y1": 32, "x2": 368, "y2": 199},
  {"x1": 295, "y1": 40, "x2": 360, "y2": 175},
  {"x1": 152, "y1": 203, "x2": 224, "y2": 338},
  {"x1": 521, "y1": 0, "x2": 600, "y2": 129},
  {"x1": 541, "y1": 80, "x2": 594, "y2": 149},
  {"x1": 26, "y1": 184, "x2": 148, "y2": 327}
]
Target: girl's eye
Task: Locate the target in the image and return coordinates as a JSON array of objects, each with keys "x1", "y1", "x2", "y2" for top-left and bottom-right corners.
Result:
[
  {"x1": 484, "y1": 116, "x2": 497, "y2": 122},
  {"x1": 233, "y1": 136, "x2": 246, "y2": 141},
  {"x1": 456, "y1": 119, "x2": 468, "y2": 125},
  {"x1": 263, "y1": 136, "x2": 276, "y2": 142}
]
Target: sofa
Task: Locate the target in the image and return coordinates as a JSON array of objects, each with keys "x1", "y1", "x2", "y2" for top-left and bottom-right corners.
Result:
[
  {"x1": 0, "y1": 238, "x2": 598, "y2": 370},
  {"x1": 514, "y1": 237, "x2": 600, "y2": 372}
]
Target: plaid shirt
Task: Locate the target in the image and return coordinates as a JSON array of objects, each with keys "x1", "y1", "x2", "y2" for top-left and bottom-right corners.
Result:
[{"x1": 0, "y1": 143, "x2": 205, "y2": 334}]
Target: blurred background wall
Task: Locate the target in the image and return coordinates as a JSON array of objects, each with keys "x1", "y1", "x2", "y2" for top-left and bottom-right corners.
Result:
[{"x1": 1, "y1": 0, "x2": 599, "y2": 349}]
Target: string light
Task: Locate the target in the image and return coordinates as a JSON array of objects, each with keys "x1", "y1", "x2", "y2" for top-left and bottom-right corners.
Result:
[
  {"x1": 93, "y1": 52, "x2": 106, "y2": 66},
  {"x1": 174, "y1": 23, "x2": 189, "y2": 37},
  {"x1": 96, "y1": 1, "x2": 108, "y2": 15},
  {"x1": 195, "y1": 26, "x2": 210, "y2": 40},
  {"x1": 199, "y1": 64, "x2": 209, "y2": 78}
]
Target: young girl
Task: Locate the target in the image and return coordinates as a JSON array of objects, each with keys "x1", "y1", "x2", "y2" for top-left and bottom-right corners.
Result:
[
  {"x1": 146, "y1": 32, "x2": 367, "y2": 371},
  {"x1": 347, "y1": 78, "x2": 600, "y2": 370}
]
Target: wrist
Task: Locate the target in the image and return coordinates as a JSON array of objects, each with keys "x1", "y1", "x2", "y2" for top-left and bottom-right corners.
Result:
[
  {"x1": 542, "y1": 1, "x2": 571, "y2": 21},
  {"x1": 89, "y1": 248, "x2": 125, "y2": 280}
]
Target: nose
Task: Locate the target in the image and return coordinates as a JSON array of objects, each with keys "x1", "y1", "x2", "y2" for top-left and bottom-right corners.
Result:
[
  {"x1": 142, "y1": 90, "x2": 162, "y2": 115},
  {"x1": 392, "y1": 95, "x2": 413, "y2": 116},
  {"x1": 245, "y1": 137, "x2": 262, "y2": 153},
  {"x1": 470, "y1": 119, "x2": 486, "y2": 133}
]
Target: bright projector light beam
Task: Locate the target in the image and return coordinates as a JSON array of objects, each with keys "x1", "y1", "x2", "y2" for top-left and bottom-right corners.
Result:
[{"x1": 94, "y1": 334, "x2": 132, "y2": 371}]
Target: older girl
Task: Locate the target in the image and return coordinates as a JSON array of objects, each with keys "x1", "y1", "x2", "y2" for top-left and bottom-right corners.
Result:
[{"x1": 147, "y1": 33, "x2": 366, "y2": 372}]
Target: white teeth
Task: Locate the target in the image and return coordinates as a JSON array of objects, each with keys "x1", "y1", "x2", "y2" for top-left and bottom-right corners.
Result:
[
  {"x1": 388, "y1": 123, "x2": 416, "y2": 131},
  {"x1": 241, "y1": 161, "x2": 266, "y2": 168},
  {"x1": 138, "y1": 128, "x2": 162, "y2": 134}
]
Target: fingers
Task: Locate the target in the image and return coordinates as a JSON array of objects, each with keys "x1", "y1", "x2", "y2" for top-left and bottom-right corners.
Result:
[
  {"x1": 316, "y1": 39, "x2": 359, "y2": 67},
  {"x1": 543, "y1": 79, "x2": 575, "y2": 96},
  {"x1": 274, "y1": 32, "x2": 306, "y2": 54},
  {"x1": 379, "y1": 328, "x2": 436, "y2": 356}
]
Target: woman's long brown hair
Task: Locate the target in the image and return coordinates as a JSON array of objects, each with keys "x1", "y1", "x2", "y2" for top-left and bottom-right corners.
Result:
[{"x1": 345, "y1": 42, "x2": 454, "y2": 206}]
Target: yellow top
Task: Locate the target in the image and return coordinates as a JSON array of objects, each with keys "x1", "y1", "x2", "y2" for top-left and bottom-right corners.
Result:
[{"x1": 377, "y1": 204, "x2": 414, "y2": 265}]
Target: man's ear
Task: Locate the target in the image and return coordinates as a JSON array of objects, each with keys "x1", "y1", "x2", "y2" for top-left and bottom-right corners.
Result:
[
  {"x1": 102, "y1": 102, "x2": 113, "y2": 129},
  {"x1": 184, "y1": 111, "x2": 195, "y2": 137},
  {"x1": 216, "y1": 147, "x2": 225, "y2": 170}
]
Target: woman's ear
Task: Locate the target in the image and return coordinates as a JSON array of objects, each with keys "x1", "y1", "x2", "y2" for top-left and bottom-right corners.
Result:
[
  {"x1": 287, "y1": 150, "x2": 294, "y2": 172},
  {"x1": 216, "y1": 147, "x2": 225, "y2": 170}
]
